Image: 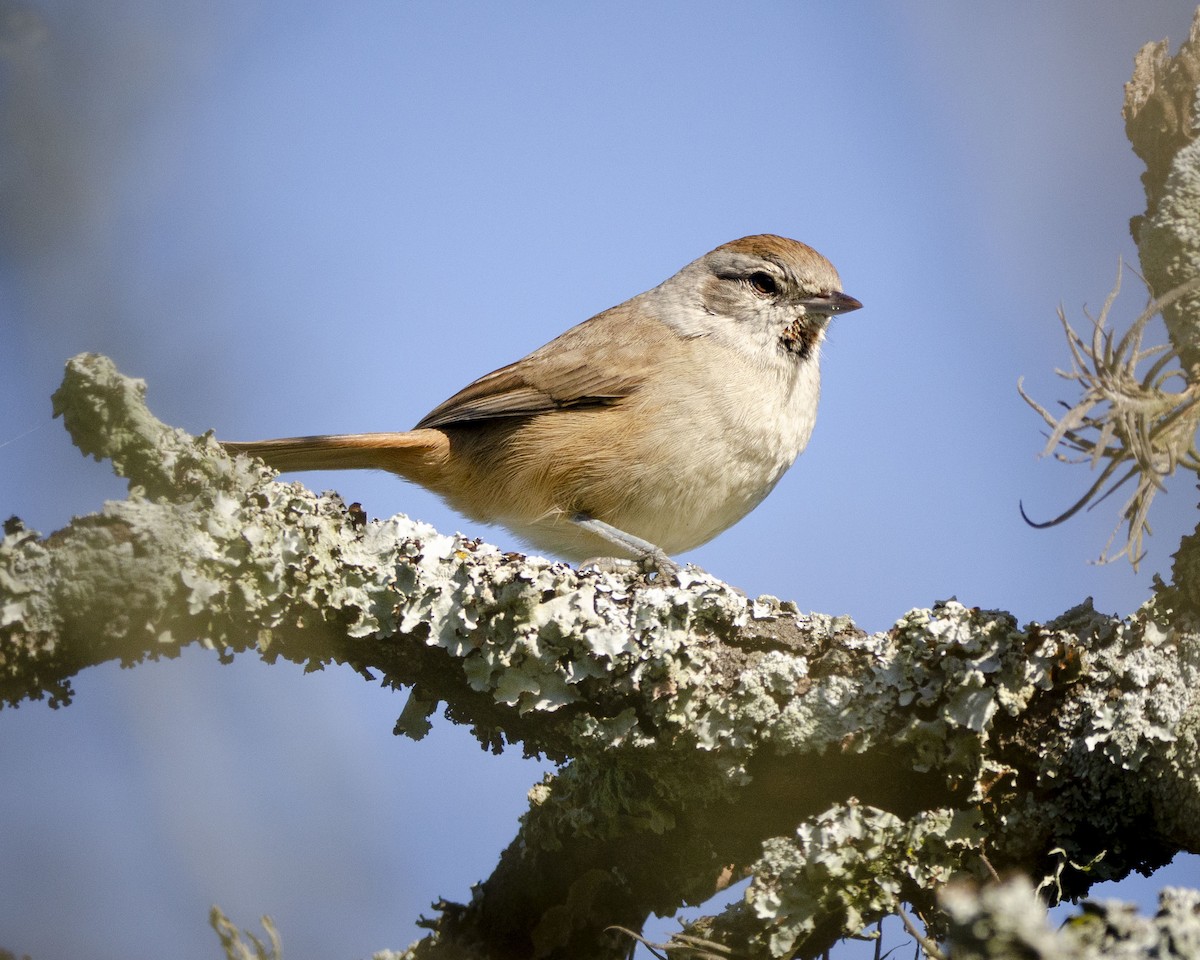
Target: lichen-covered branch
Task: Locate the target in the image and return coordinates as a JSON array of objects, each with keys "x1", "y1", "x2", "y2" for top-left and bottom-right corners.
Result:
[
  {"x1": 1125, "y1": 7, "x2": 1200, "y2": 371},
  {"x1": 4, "y1": 354, "x2": 1200, "y2": 960}
]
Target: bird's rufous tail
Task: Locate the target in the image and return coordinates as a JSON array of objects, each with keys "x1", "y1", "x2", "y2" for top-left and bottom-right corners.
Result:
[{"x1": 222, "y1": 430, "x2": 449, "y2": 485}]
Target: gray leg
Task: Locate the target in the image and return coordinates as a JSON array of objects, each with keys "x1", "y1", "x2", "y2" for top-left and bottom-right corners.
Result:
[{"x1": 570, "y1": 514, "x2": 681, "y2": 579}]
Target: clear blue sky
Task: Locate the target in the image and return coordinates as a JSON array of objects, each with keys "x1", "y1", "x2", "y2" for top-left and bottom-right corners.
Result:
[{"x1": 2, "y1": 2, "x2": 1198, "y2": 957}]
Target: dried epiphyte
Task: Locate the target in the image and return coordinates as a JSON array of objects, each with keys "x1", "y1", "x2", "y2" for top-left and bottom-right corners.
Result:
[{"x1": 1019, "y1": 264, "x2": 1200, "y2": 568}]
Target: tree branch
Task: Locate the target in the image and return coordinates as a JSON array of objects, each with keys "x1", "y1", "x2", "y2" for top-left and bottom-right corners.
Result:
[
  {"x1": 4, "y1": 353, "x2": 1200, "y2": 959},
  {"x1": 1125, "y1": 7, "x2": 1200, "y2": 372}
]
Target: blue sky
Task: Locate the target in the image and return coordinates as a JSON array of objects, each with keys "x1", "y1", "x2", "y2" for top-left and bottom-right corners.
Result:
[{"x1": 2, "y1": 2, "x2": 1198, "y2": 957}]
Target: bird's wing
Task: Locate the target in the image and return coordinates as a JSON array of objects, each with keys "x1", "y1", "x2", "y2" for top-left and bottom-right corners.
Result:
[{"x1": 415, "y1": 304, "x2": 664, "y2": 429}]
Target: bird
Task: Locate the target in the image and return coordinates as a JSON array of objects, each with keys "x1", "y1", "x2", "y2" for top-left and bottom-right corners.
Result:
[{"x1": 222, "y1": 235, "x2": 861, "y2": 569}]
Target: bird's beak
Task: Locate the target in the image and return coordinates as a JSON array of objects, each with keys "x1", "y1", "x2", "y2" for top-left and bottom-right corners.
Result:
[{"x1": 801, "y1": 291, "x2": 863, "y2": 316}]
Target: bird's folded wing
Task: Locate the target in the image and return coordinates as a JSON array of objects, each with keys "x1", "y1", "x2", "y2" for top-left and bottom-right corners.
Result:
[{"x1": 415, "y1": 305, "x2": 664, "y2": 429}]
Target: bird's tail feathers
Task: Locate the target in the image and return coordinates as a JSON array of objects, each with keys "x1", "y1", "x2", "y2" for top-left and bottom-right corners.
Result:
[{"x1": 222, "y1": 430, "x2": 448, "y2": 483}]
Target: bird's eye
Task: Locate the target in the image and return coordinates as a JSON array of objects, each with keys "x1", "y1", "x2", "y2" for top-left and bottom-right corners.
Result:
[{"x1": 748, "y1": 272, "x2": 778, "y2": 297}]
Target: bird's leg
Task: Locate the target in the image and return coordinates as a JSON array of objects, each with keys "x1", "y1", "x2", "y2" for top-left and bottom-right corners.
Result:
[{"x1": 570, "y1": 514, "x2": 682, "y2": 579}]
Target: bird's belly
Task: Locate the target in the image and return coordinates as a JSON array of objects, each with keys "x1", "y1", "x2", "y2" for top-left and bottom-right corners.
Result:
[
  {"x1": 608, "y1": 419, "x2": 803, "y2": 553},
  {"x1": 448, "y1": 362, "x2": 818, "y2": 561}
]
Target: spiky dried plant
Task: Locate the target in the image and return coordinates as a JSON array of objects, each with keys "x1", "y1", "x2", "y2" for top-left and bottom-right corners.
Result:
[{"x1": 1019, "y1": 264, "x2": 1200, "y2": 568}]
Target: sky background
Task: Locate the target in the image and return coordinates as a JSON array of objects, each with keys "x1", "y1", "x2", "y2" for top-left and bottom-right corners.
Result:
[{"x1": 2, "y1": 2, "x2": 1199, "y2": 957}]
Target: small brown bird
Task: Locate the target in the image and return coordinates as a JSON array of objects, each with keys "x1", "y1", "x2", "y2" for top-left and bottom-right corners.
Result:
[{"x1": 223, "y1": 235, "x2": 860, "y2": 566}]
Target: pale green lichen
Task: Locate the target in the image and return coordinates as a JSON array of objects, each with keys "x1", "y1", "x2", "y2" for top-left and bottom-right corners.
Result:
[
  {"x1": 942, "y1": 877, "x2": 1200, "y2": 959},
  {"x1": 738, "y1": 804, "x2": 985, "y2": 957},
  {"x1": 1141, "y1": 129, "x2": 1200, "y2": 368}
]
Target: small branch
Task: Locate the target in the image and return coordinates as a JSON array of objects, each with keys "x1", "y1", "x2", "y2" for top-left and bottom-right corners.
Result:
[{"x1": 897, "y1": 907, "x2": 944, "y2": 960}]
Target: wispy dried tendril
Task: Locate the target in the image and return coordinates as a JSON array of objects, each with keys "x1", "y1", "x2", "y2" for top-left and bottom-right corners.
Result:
[
  {"x1": 607, "y1": 925, "x2": 735, "y2": 959},
  {"x1": 1018, "y1": 263, "x2": 1200, "y2": 569}
]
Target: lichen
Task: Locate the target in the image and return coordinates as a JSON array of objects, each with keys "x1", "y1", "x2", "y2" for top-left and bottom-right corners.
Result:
[
  {"x1": 733, "y1": 804, "x2": 985, "y2": 957},
  {"x1": 942, "y1": 878, "x2": 1200, "y2": 959}
]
